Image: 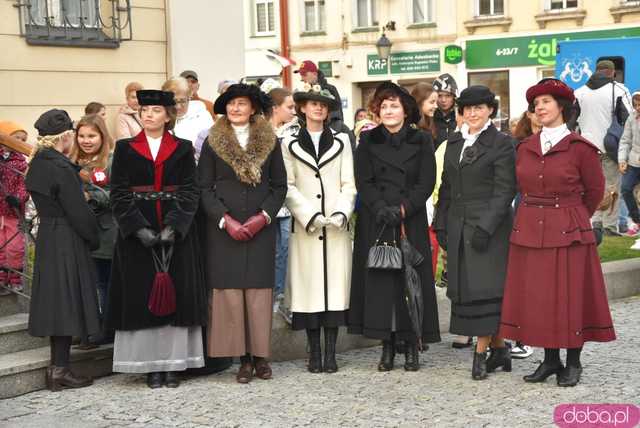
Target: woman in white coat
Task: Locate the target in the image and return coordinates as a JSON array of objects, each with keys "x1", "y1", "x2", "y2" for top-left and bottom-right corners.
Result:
[{"x1": 281, "y1": 85, "x2": 357, "y2": 373}]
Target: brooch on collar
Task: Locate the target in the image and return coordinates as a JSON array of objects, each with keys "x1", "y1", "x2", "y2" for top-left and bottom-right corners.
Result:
[{"x1": 461, "y1": 146, "x2": 479, "y2": 165}]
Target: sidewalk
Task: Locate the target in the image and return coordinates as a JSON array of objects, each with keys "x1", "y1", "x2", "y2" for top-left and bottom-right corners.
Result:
[{"x1": 0, "y1": 296, "x2": 637, "y2": 428}]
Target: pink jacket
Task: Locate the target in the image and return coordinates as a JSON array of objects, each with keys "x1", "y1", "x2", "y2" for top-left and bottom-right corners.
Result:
[
  {"x1": 116, "y1": 105, "x2": 143, "y2": 141},
  {"x1": 0, "y1": 148, "x2": 29, "y2": 218}
]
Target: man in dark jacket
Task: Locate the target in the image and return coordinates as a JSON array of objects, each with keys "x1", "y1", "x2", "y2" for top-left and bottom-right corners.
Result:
[
  {"x1": 433, "y1": 73, "x2": 458, "y2": 149},
  {"x1": 295, "y1": 60, "x2": 356, "y2": 150}
]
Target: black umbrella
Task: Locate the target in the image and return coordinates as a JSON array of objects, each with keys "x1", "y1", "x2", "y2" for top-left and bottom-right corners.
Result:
[{"x1": 400, "y1": 208, "x2": 425, "y2": 350}]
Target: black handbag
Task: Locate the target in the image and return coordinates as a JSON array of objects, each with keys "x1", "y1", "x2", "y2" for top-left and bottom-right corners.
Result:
[{"x1": 367, "y1": 223, "x2": 403, "y2": 271}]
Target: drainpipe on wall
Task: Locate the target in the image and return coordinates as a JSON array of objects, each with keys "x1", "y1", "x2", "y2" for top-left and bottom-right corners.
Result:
[{"x1": 279, "y1": 0, "x2": 292, "y2": 89}]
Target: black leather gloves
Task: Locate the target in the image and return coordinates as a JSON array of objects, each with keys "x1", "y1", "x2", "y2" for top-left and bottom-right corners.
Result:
[
  {"x1": 136, "y1": 228, "x2": 159, "y2": 248},
  {"x1": 376, "y1": 206, "x2": 402, "y2": 226}
]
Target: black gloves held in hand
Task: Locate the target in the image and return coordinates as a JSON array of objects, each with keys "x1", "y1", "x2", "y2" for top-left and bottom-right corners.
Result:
[
  {"x1": 159, "y1": 226, "x2": 176, "y2": 244},
  {"x1": 376, "y1": 206, "x2": 402, "y2": 226},
  {"x1": 136, "y1": 228, "x2": 159, "y2": 248},
  {"x1": 471, "y1": 227, "x2": 490, "y2": 252}
]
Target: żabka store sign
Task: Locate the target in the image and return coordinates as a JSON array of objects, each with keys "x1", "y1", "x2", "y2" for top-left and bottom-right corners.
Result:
[
  {"x1": 554, "y1": 404, "x2": 640, "y2": 428},
  {"x1": 466, "y1": 27, "x2": 640, "y2": 69}
]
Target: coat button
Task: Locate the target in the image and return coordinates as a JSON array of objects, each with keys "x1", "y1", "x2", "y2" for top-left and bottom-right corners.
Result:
[
  {"x1": 316, "y1": 194, "x2": 322, "y2": 199},
  {"x1": 315, "y1": 173, "x2": 320, "y2": 178},
  {"x1": 400, "y1": 190, "x2": 406, "y2": 195},
  {"x1": 381, "y1": 166, "x2": 386, "y2": 172},
  {"x1": 380, "y1": 186, "x2": 386, "y2": 191},
  {"x1": 538, "y1": 220, "x2": 543, "y2": 224},
  {"x1": 456, "y1": 194, "x2": 461, "y2": 198},
  {"x1": 319, "y1": 236, "x2": 323, "y2": 240},
  {"x1": 539, "y1": 175, "x2": 543, "y2": 179},
  {"x1": 541, "y1": 160, "x2": 545, "y2": 164}
]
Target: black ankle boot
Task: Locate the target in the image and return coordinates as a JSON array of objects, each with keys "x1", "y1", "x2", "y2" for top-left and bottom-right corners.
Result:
[
  {"x1": 472, "y1": 352, "x2": 488, "y2": 380},
  {"x1": 378, "y1": 339, "x2": 395, "y2": 371},
  {"x1": 323, "y1": 328, "x2": 338, "y2": 374},
  {"x1": 557, "y1": 365, "x2": 582, "y2": 387},
  {"x1": 146, "y1": 372, "x2": 164, "y2": 389},
  {"x1": 306, "y1": 329, "x2": 322, "y2": 373},
  {"x1": 165, "y1": 371, "x2": 180, "y2": 388},
  {"x1": 486, "y1": 345, "x2": 512, "y2": 373},
  {"x1": 404, "y1": 341, "x2": 419, "y2": 372},
  {"x1": 523, "y1": 362, "x2": 564, "y2": 383}
]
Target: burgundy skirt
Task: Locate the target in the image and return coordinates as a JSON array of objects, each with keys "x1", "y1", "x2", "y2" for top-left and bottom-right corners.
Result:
[{"x1": 498, "y1": 243, "x2": 616, "y2": 349}]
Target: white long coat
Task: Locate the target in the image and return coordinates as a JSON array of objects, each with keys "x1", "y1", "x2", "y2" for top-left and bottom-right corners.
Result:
[{"x1": 281, "y1": 128, "x2": 357, "y2": 313}]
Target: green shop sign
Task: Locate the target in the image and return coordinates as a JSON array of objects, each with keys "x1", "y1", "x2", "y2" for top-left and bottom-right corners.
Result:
[
  {"x1": 318, "y1": 61, "x2": 333, "y2": 77},
  {"x1": 444, "y1": 45, "x2": 463, "y2": 64},
  {"x1": 367, "y1": 50, "x2": 440, "y2": 75},
  {"x1": 466, "y1": 27, "x2": 640, "y2": 69}
]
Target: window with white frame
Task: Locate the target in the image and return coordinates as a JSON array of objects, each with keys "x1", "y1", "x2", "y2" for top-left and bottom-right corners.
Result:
[
  {"x1": 303, "y1": 0, "x2": 325, "y2": 32},
  {"x1": 546, "y1": 0, "x2": 578, "y2": 9},
  {"x1": 475, "y1": 0, "x2": 504, "y2": 16},
  {"x1": 255, "y1": 0, "x2": 276, "y2": 35},
  {"x1": 355, "y1": 0, "x2": 378, "y2": 28},
  {"x1": 28, "y1": 0, "x2": 98, "y2": 27},
  {"x1": 410, "y1": 0, "x2": 434, "y2": 23}
]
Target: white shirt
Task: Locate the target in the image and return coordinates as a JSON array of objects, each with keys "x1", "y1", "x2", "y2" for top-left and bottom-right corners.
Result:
[
  {"x1": 540, "y1": 123, "x2": 570, "y2": 154},
  {"x1": 459, "y1": 120, "x2": 491, "y2": 162},
  {"x1": 309, "y1": 130, "x2": 323, "y2": 156},
  {"x1": 147, "y1": 134, "x2": 162, "y2": 160},
  {"x1": 232, "y1": 123, "x2": 250, "y2": 150}
]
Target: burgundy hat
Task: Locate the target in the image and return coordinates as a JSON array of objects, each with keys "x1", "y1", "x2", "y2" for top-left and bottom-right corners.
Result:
[
  {"x1": 294, "y1": 60, "x2": 318, "y2": 75},
  {"x1": 526, "y1": 78, "x2": 575, "y2": 104}
]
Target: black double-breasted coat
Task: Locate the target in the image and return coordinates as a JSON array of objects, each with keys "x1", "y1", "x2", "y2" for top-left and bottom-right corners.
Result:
[
  {"x1": 26, "y1": 148, "x2": 101, "y2": 338},
  {"x1": 433, "y1": 124, "x2": 516, "y2": 304},
  {"x1": 108, "y1": 131, "x2": 207, "y2": 331},
  {"x1": 348, "y1": 124, "x2": 441, "y2": 343},
  {"x1": 197, "y1": 117, "x2": 287, "y2": 290}
]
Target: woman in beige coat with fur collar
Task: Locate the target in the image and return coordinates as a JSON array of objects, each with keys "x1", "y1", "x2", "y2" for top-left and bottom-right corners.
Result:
[{"x1": 281, "y1": 86, "x2": 356, "y2": 374}]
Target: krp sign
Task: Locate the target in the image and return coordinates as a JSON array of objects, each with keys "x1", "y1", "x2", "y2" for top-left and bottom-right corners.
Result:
[
  {"x1": 466, "y1": 27, "x2": 640, "y2": 69},
  {"x1": 367, "y1": 50, "x2": 440, "y2": 75}
]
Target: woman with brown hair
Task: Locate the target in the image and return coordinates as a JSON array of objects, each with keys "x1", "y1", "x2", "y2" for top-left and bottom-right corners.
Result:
[
  {"x1": 411, "y1": 82, "x2": 438, "y2": 138},
  {"x1": 349, "y1": 82, "x2": 441, "y2": 372},
  {"x1": 70, "y1": 114, "x2": 116, "y2": 345},
  {"x1": 109, "y1": 90, "x2": 207, "y2": 389}
]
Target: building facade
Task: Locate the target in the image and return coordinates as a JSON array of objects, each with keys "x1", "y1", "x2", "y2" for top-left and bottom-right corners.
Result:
[{"x1": 1, "y1": 0, "x2": 243, "y2": 140}]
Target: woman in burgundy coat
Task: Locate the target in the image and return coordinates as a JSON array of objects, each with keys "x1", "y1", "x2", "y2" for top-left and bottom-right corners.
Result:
[{"x1": 499, "y1": 79, "x2": 616, "y2": 387}]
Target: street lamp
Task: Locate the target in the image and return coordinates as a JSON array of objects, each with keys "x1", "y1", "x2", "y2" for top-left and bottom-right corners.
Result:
[{"x1": 375, "y1": 21, "x2": 396, "y2": 61}]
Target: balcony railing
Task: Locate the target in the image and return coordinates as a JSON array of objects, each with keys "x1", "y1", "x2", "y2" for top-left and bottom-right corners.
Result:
[{"x1": 13, "y1": 0, "x2": 132, "y2": 48}]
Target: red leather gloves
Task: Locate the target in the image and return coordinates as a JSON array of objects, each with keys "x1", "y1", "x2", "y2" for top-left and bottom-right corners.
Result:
[
  {"x1": 243, "y1": 213, "x2": 268, "y2": 238},
  {"x1": 224, "y1": 214, "x2": 251, "y2": 241}
]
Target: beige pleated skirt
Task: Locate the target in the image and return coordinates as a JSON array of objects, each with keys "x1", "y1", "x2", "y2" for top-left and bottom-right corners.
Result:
[{"x1": 207, "y1": 288, "x2": 273, "y2": 358}]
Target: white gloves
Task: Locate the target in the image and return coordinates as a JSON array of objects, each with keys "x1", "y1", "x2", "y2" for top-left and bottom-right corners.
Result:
[
  {"x1": 312, "y1": 215, "x2": 330, "y2": 230},
  {"x1": 328, "y1": 213, "x2": 346, "y2": 230}
]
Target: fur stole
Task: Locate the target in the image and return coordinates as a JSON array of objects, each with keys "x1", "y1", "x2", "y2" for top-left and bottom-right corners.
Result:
[{"x1": 208, "y1": 116, "x2": 276, "y2": 186}]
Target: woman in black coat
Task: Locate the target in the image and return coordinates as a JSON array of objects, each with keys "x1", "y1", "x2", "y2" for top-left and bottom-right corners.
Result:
[
  {"x1": 26, "y1": 109, "x2": 100, "y2": 391},
  {"x1": 197, "y1": 84, "x2": 287, "y2": 384},
  {"x1": 433, "y1": 86, "x2": 517, "y2": 380},
  {"x1": 349, "y1": 82, "x2": 441, "y2": 371},
  {"x1": 109, "y1": 90, "x2": 207, "y2": 389}
]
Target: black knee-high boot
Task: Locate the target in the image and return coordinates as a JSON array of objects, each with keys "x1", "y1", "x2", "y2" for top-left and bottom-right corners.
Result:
[
  {"x1": 323, "y1": 327, "x2": 338, "y2": 373},
  {"x1": 523, "y1": 348, "x2": 563, "y2": 383},
  {"x1": 378, "y1": 333, "x2": 395, "y2": 372},
  {"x1": 306, "y1": 329, "x2": 322, "y2": 373},
  {"x1": 558, "y1": 347, "x2": 583, "y2": 387}
]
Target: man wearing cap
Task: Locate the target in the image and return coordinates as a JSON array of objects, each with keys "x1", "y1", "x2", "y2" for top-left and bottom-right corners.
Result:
[
  {"x1": 433, "y1": 73, "x2": 459, "y2": 149},
  {"x1": 180, "y1": 70, "x2": 215, "y2": 118},
  {"x1": 574, "y1": 60, "x2": 632, "y2": 236}
]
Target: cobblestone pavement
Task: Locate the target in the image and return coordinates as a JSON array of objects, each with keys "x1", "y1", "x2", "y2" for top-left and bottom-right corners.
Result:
[{"x1": 1, "y1": 297, "x2": 638, "y2": 428}]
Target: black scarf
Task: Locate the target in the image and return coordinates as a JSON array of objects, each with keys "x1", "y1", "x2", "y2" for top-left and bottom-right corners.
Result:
[{"x1": 381, "y1": 124, "x2": 409, "y2": 149}]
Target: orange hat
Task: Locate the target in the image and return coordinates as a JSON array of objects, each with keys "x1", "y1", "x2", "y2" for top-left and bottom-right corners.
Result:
[{"x1": 0, "y1": 121, "x2": 27, "y2": 137}]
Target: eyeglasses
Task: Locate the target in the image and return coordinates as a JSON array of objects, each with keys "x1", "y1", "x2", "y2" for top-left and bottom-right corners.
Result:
[{"x1": 175, "y1": 98, "x2": 189, "y2": 105}]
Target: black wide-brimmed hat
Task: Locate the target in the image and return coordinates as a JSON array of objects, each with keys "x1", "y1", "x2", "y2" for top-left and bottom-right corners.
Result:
[
  {"x1": 292, "y1": 84, "x2": 338, "y2": 110},
  {"x1": 34, "y1": 109, "x2": 74, "y2": 137},
  {"x1": 213, "y1": 83, "x2": 272, "y2": 115},
  {"x1": 373, "y1": 81, "x2": 421, "y2": 124},
  {"x1": 457, "y1": 85, "x2": 496, "y2": 108},
  {"x1": 137, "y1": 90, "x2": 176, "y2": 107}
]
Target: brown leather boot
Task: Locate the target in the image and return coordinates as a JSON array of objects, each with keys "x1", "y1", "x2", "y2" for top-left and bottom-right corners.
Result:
[
  {"x1": 236, "y1": 362, "x2": 254, "y2": 384},
  {"x1": 46, "y1": 366, "x2": 93, "y2": 391},
  {"x1": 253, "y1": 357, "x2": 272, "y2": 380}
]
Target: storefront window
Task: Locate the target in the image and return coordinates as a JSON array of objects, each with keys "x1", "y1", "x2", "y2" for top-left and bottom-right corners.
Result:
[{"x1": 468, "y1": 70, "x2": 510, "y2": 131}]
